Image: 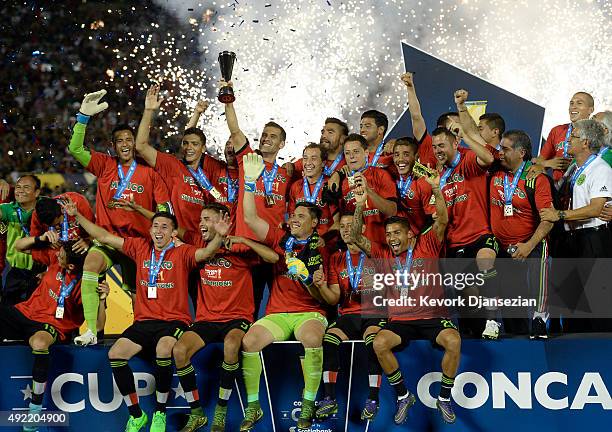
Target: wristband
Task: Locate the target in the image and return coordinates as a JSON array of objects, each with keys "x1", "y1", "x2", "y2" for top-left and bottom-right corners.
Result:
[
  {"x1": 76, "y1": 112, "x2": 90, "y2": 124},
  {"x1": 244, "y1": 181, "x2": 256, "y2": 193},
  {"x1": 33, "y1": 236, "x2": 50, "y2": 248}
]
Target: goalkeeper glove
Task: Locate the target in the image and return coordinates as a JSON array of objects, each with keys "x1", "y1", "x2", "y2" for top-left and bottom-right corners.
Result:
[
  {"x1": 286, "y1": 256, "x2": 311, "y2": 284},
  {"x1": 77, "y1": 89, "x2": 109, "y2": 124},
  {"x1": 242, "y1": 153, "x2": 265, "y2": 192}
]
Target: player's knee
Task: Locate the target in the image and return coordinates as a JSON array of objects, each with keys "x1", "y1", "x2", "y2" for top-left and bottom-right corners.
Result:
[
  {"x1": 108, "y1": 344, "x2": 123, "y2": 360},
  {"x1": 84, "y1": 251, "x2": 106, "y2": 273},
  {"x1": 156, "y1": 338, "x2": 176, "y2": 358},
  {"x1": 241, "y1": 331, "x2": 259, "y2": 353},
  {"x1": 224, "y1": 334, "x2": 243, "y2": 358},
  {"x1": 30, "y1": 334, "x2": 50, "y2": 351},
  {"x1": 301, "y1": 332, "x2": 323, "y2": 349},
  {"x1": 441, "y1": 331, "x2": 461, "y2": 355},
  {"x1": 373, "y1": 332, "x2": 391, "y2": 354},
  {"x1": 172, "y1": 340, "x2": 189, "y2": 364}
]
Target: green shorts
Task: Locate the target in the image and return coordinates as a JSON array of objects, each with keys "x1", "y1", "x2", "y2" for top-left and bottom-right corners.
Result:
[
  {"x1": 255, "y1": 312, "x2": 328, "y2": 341},
  {"x1": 90, "y1": 241, "x2": 136, "y2": 294}
]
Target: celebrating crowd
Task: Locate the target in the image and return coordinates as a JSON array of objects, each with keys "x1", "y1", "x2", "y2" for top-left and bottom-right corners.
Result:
[{"x1": 0, "y1": 71, "x2": 611, "y2": 432}]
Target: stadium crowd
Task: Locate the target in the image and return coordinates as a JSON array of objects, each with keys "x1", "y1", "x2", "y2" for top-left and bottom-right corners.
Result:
[{"x1": 1, "y1": 3, "x2": 612, "y2": 432}]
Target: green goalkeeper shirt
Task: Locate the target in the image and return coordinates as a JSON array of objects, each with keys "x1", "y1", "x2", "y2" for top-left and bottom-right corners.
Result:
[{"x1": 0, "y1": 202, "x2": 34, "y2": 270}]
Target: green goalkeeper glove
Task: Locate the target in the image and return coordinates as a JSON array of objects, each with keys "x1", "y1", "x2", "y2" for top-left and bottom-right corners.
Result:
[{"x1": 242, "y1": 153, "x2": 265, "y2": 192}]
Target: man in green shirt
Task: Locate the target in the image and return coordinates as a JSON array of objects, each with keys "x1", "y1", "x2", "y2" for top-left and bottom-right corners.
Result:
[{"x1": 0, "y1": 175, "x2": 42, "y2": 305}]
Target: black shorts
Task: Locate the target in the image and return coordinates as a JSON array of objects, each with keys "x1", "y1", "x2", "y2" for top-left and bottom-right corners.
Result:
[
  {"x1": 383, "y1": 318, "x2": 458, "y2": 351},
  {"x1": 0, "y1": 306, "x2": 58, "y2": 343},
  {"x1": 188, "y1": 319, "x2": 251, "y2": 344},
  {"x1": 121, "y1": 320, "x2": 187, "y2": 354},
  {"x1": 447, "y1": 234, "x2": 499, "y2": 259},
  {"x1": 328, "y1": 314, "x2": 387, "y2": 340}
]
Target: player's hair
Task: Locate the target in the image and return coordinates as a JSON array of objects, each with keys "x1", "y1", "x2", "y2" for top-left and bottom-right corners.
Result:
[
  {"x1": 479, "y1": 113, "x2": 506, "y2": 138},
  {"x1": 575, "y1": 119, "x2": 605, "y2": 154},
  {"x1": 62, "y1": 240, "x2": 86, "y2": 269},
  {"x1": 344, "y1": 133, "x2": 369, "y2": 150},
  {"x1": 361, "y1": 110, "x2": 389, "y2": 134},
  {"x1": 325, "y1": 117, "x2": 349, "y2": 136},
  {"x1": 431, "y1": 126, "x2": 456, "y2": 143},
  {"x1": 152, "y1": 211, "x2": 179, "y2": 229},
  {"x1": 436, "y1": 112, "x2": 459, "y2": 128},
  {"x1": 303, "y1": 143, "x2": 328, "y2": 161},
  {"x1": 111, "y1": 124, "x2": 135, "y2": 142},
  {"x1": 295, "y1": 202, "x2": 322, "y2": 225},
  {"x1": 502, "y1": 130, "x2": 533, "y2": 161},
  {"x1": 392, "y1": 136, "x2": 418, "y2": 154},
  {"x1": 340, "y1": 211, "x2": 355, "y2": 218},
  {"x1": 384, "y1": 216, "x2": 412, "y2": 231},
  {"x1": 183, "y1": 127, "x2": 207, "y2": 146},
  {"x1": 264, "y1": 121, "x2": 286, "y2": 142},
  {"x1": 202, "y1": 202, "x2": 230, "y2": 217},
  {"x1": 35, "y1": 197, "x2": 62, "y2": 225},
  {"x1": 574, "y1": 91, "x2": 595, "y2": 108},
  {"x1": 17, "y1": 174, "x2": 41, "y2": 190}
]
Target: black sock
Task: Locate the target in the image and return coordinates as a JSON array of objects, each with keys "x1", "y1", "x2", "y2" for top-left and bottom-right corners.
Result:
[
  {"x1": 218, "y1": 361, "x2": 239, "y2": 407},
  {"x1": 177, "y1": 363, "x2": 202, "y2": 414},
  {"x1": 365, "y1": 334, "x2": 382, "y2": 401},
  {"x1": 322, "y1": 333, "x2": 342, "y2": 399},
  {"x1": 110, "y1": 359, "x2": 142, "y2": 418},
  {"x1": 154, "y1": 357, "x2": 172, "y2": 412},
  {"x1": 439, "y1": 374, "x2": 455, "y2": 400},
  {"x1": 386, "y1": 368, "x2": 408, "y2": 399},
  {"x1": 31, "y1": 349, "x2": 49, "y2": 405}
]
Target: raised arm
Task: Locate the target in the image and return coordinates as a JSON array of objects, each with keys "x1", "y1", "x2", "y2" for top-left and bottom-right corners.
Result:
[
  {"x1": 454, "y1": 89, "x2": 485, "y2": 144},
  {"x1": 229, "y1": 236, "x2": 279, "y2": 264},
  {"x1": 14, "y1": 230, "x2": 60, "y2": 253},
  {"x1": 424, "y1": 173, "x2": 448, "y2": 241},
  {"x1": 135, "y1": 84, "x2": 164, "y2": 167},
  {"x1": 64, "y1": 199, "x2": 125, "y2": 250},
  {"x1": 185, "y1": 100, "x2": 209, "y2": 130},
  {"x1": 350, "y1": 190, "x2": 372, "y2": 256},
  {"x1": 195, "y1": 211, "x2": 231, "y2": 263},
  {"x1": 242, "y1": 153, "x2": 270, "y2": 241},
  {"x1": 354, "y1": 172, "x2": 397, "y2": 217},
  {"x1": 401, "y1": 72, "x2": 427, "y2": 141},
  {"x1": 69, "y1": 90, "x2": 109, "y2": 167},
  {"x1": 221, "y1": 80, "x2": 248, "y2": 151}
]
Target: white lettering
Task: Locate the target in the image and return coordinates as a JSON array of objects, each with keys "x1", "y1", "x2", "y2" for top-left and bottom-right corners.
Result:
[
  {"x1": 570, "y1": 372, "x2": 612, "y2": 410},
  {"x1": 89, "y1": 373, "x2": 123, "y2": 412},
  {"x1": 453, "y1": 372, "x2": 489, "y2": 409},
  {"x1": 417, "y1": 371, "x2": 441, "y2": 409},
  {"x1": 492, "y1": 372, "x2": 532, "y2": 409},
  {"x1": 534, "y1": 372, "x2": 568, "y2": 410},
  {"x1": 51, "y1": 373, "x2": 85, "y2": 412}
]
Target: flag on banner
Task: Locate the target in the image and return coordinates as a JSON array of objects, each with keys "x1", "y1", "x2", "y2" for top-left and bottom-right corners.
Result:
[{"x1": 465, "y1": 100, "x2": 488, "y2": 124}]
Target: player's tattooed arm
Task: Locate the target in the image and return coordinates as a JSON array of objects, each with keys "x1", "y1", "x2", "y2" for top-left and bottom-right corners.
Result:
[{"x1": 351, "y1": 198, "x2": 372, "y2": 257}]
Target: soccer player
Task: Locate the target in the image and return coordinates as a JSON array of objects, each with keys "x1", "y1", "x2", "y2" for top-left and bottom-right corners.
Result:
[
  {"x1": 330, "y1": 133, "x2": 397, "y2": 244},
  {"x1": 3, "y1": 234, "x2": 106, "y2": 428},
  {"x1": 30, "y1": 193, "x2": 94, "y2": 244},
  {"x1": 312, "y1": 212, "x2": 386, "y2": 421},
  {"x1": 135, "y1": 84, "x2": 232, "y2": 233},
  {"x1": 68, "y1": 89, "x2": 170, "y2": 346},
  {"x1": 360, "y1": 110, "x2": 393, "y2": 168},
  {"x1": 288, "y1": 143, "x2": 338, "y2": 238},
  {"x1": 0, "y1": 175, "x2": 41, "y2": 305},
  {"x1": 64, "y1": 201, "x2": 229, "y2": 432},
  {"x1": 238, "y1": 153, "x2": 328, "y2": 431},
  {"x1": 173, "y1": 203, "x2": 279, "y2": 432},
  {"x1": 351, "y1": 171, "x2": 462, "y2": 425},
  {"x1": 391, "y1": 137, "x2": 435, "y2": 233},
  {"x1": 490, "y1": 130, "x2": 554, "y2": 338}
]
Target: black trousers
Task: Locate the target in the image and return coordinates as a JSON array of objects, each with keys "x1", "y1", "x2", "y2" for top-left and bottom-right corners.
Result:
[{"x1": 1, "y1": 267, "x2": 39, "y2": 306}]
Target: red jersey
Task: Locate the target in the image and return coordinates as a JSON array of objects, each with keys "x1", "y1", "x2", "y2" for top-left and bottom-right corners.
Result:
[
  {"x1": 235, "y1": 144, "x2": 290, "y2": 239},
  {"x1": 393, "y1": 174, "x2": 434, "y2": 233},
  {"x1": 340, "y1": 167, "x2": 397, "y2": 244},
  {"x1": 328, "y1": 249, "x2": 380, "y2": 316},
  {"x1": 15, "y1": 249, "x2": 83, "y2": 340},
  {"x1": 184, "y1": 231, "x2": 259, "y2": 322},
  {"x1": 30, "y1": 192, "x2": 94, "y2": 240},
  {"x1": 440, "y1": 148, "x2": 491, "y2": 248},
  {"x1": 288, "y1": 176, "x2": 336, "y2": 236},
  {"x1": 87, "y1": 152, "x2": 169, "y2": 238},
  {"x1": 539, "y1": 123, "x2": 571, "y2": 182},
  {"x1": 490, "y1": 168, "x2": 553, "y2": 247},
  {"x1": 122, "y1": 237, "x2": 198, "y2": 324},
  {"x1": 367, "y1": 152, "x2": 393, "y2": 169},
  {"x1": 263, "y1": 226, "x2": 325, "y2": 314},
  {"x1": 154, "y1": 151, "x2": 229, "y2": 233},
  {"x1": 416, "y1": 132, "x2": 437, "y2": 167},
  {"x1": 370, "y1": 227, "x2": 446, "y2": 321}
]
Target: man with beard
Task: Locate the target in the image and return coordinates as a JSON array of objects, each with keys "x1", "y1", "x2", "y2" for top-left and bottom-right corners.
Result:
[
  {"x1": 360, "y1": 110, "x2": 393, "y2": 168},
  {"x1": 67, "y1": 89, "x2": 170, "y2": 346},
  {"x1": 238, "y1": 153, "x2": 328, "y2": 431}
]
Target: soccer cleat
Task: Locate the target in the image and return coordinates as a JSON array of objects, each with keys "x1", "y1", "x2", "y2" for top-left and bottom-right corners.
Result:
[
  {"x1": 124, "y1": 412, "x2": 148, "y2": 432},
  {"x1": 482, "y1": 320, "x2": 501, "y2": 340},
  {"x1": 150, "y1": 411, "x2": 166, "y2": 432},
  {"x1": 179, "y1": 413, "x2": 208, "y2": 432},
  {"x1": 530, "y1": 317, "x2": 548, "y2": 340},
  {"x1": 239, "y1": 403, "x2": 263, "y2": 432},
  {"x1": 297, "y1": 399, "x2": 315, "y2": 430},
  {"x1": 211, "y1": 405, "x2": 227, "y2": 432},
  {"x1": 360, "y1": 398, "x2": 379, "y2": 421},
  {"x1": 436, "y1": 398, "x2": 456, "y2": 424},
  {"x1": 74, "y1": 329, "x2": 97, "y2": 346},
  {"x1": 23, "y1": 403, "x2": 42, "y2": 432},
  {"x1": 315, "y1": 397, "x2": 338, "y2": 420},
  {"x1": 393, "y1": 393, "x2": 416, "y2": 425}
]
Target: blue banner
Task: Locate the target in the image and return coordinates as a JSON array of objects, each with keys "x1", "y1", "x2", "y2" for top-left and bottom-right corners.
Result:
[{"x1": 0, "y1": 339, "x2": 610, "y2": 431}]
